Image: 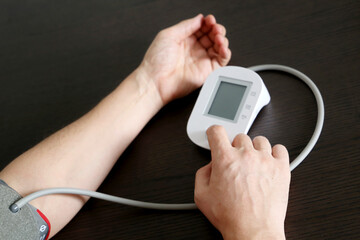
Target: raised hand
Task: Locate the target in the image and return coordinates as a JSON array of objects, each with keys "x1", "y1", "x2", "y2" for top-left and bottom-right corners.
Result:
[{"x1": 139, "y1": 14, "x2": 231, "y2": 105}]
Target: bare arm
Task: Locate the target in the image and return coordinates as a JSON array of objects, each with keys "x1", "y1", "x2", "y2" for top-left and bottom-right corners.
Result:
[
  {"x1": 0, "y1": 68, "x2": 163, "y2": 237},
  {"x1": 0, "y1": 14, "x2": 231, "y2": 238}
]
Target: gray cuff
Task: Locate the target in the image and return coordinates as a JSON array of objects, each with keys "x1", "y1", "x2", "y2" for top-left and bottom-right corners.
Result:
[{"x1": 0, "y1": 179, "x2": 50, "y2": 240}]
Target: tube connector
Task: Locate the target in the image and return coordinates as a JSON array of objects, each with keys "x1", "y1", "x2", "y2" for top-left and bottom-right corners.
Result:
[{"x1": 10, "y1": 204, "x2": 19, "y2": 213}]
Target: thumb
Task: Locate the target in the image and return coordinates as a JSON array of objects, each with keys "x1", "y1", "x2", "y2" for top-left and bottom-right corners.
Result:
[
  {"x1": 195, "y1": 163, "x2": 212, "y2": 188},
  {"x1": 168, "y1": 14, "x2": 203, "y2": 39},
  {"x1": 194, "y1": 163, "x2": 212, "y2": 205}
]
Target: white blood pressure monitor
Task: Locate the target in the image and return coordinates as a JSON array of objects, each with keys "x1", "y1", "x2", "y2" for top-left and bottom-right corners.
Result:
[
  {"x1": 8, "y1": 65, "x2": 324, "y2": 214},
  {"x1": 187, "y1": 66, "x2": 270, "y2": 149}
]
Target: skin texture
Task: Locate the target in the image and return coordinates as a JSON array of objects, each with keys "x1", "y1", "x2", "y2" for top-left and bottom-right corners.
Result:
[
  {"x1": 0, "y1": 14, "x2": 231, "y2": 238},
  {"x1": 195, "y1": 126, "x2": 291, "y2": 240}
]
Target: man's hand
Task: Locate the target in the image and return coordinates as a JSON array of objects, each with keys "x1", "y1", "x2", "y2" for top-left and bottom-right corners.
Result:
[
  {"x1": 139, "y1": 14, "x2": 231, "y2": 105},
  {"x1": 195, "y1": 126, "x2": 291, "y2": 240}
]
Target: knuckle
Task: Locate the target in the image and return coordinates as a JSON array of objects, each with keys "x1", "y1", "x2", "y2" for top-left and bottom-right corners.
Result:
[
  {"x1": 227, "y1": 161, "x2": 240, "y2": 176},
  {"x1": 194, "y1": 188, "x2": 205, "y2": 205},
  {"x1": 194, "y1": 187, "x2": 200, "y2": 198},
  {"x1": 195, "y1": 169, "x2": 201, "y2": 179},
  {"x1": 253, "y1": 135, "x2": 268, "y2": 143},
  {"x1": 275, "y1": 143, "x2": 286, "y2": 150},
  {"x1": 235, "y1": 133, "x2": 246, "y2": 138},
  {"x1": 234, "y1": 133, "x2": 248, "y2": 142},
  {"x1": 219, "y1": 24, "x2": 226, "y2": 35},
  {"x1": 194, "y1": 192, "x2": 200, "y2": 205},
  {"x1": 232, "y1": 134, "x2": 240, "y2": 141},
  {"x1": 227, "y1": 48, "x2": 232, "y2": 57},
  {"x1": 194, "y1": 195, "x2": 203, "y2": 208},
  {"x1": 275, "y1": 144, "x2": 289, "y2": 156},
  {"x1": 195, "y1": 167, "x2": 205, "y2": 178},
  {"x1": 224, "y1": 37, "x2": 229, "y2": 46}
]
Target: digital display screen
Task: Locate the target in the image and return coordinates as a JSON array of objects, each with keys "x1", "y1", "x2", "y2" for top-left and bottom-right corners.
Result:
[{"x1": 207, "y1": 80, "x2": 247, "y2": 120}]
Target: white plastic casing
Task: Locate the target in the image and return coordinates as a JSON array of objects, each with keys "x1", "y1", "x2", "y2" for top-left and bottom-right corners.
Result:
[{"x1": 187, "y1": 66, "x2": 270, "y2": 149}]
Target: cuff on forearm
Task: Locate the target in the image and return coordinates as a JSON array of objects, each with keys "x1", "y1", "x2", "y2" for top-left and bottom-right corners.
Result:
[{"x1": 0, "y1": 179, "x2": 51, "y2": 240}]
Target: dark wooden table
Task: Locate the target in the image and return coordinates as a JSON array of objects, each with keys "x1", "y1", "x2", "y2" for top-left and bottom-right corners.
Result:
[{"x1": 1, "y1": 0, "x2": 359, "y2": 239}]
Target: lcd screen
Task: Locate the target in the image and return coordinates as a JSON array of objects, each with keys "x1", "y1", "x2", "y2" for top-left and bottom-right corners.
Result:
[{"x1": 207, "y1": 80, "x2": 247, "y2": 120}]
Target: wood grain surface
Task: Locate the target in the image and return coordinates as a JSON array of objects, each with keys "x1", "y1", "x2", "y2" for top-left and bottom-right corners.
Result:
[{"x1": 0, "y1": 0, "x2": 359, "y2": 239}]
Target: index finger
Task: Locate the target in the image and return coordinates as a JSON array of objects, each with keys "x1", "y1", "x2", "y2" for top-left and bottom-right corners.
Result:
[{"x1": 206, "y1": 125, "x2": 231, "y2": 157}]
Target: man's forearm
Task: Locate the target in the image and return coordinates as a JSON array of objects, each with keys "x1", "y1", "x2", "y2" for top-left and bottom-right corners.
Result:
[{"x1": 0, "y1": 67, "x2": 163, "y2": 237}]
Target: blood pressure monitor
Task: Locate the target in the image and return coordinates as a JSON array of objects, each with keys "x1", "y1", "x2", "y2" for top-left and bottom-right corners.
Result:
[
  {"x1": 7, "y1": 64, "x2": 323, "y2": 219},
  {"x1": 187, "y1": 66, "x2": 271, "y2": 149}
]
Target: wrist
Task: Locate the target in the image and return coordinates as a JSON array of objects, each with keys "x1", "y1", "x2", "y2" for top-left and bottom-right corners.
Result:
[
  {"x1": 134, "y1": 64, "x2": 166, "y2": 108},
  {"x1": 89, "y1": 66, "x2": 164, "y2": 141},
  {"x1": 129, "y1": 66, "x2": 164, "y2": 110}
]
